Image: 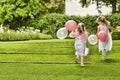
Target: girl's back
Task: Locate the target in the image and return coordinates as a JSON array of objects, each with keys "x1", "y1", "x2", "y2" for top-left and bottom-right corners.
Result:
[
  {"x1": 99, "y1": 25, "x2": 109, "y2": 33},
  {"x1": 75, "y1": 33, "x2": 87, "y2": 44}
]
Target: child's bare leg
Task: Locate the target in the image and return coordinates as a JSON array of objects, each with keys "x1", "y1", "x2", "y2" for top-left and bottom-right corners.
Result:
[
  {"x1": 81, "y1": 56, "x2": 85, "y2": 66},
  {"x1": 102, "y1": 50, "x2": 106, "y2": 60},
  {"x1": 75, "y1": 55, "x2": 79, "y2": 64}
]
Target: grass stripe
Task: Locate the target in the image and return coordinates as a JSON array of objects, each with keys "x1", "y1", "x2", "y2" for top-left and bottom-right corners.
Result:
[
  {"x1": 0, "y1": 60, "x2": 92, "y2": 64},
  {"x1": 0, "y1": 40, "x2": 119, "y2": 55},
  {"x1": 0, "y1": 63, "x2": 120, "y2": 80},
  {"x1": 0, "y1": 53, "x2": 120, "y2": 63}
]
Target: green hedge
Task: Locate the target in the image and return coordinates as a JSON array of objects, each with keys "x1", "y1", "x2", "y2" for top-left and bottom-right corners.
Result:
[
  {"x1": 0, "y1": 32, "x2": 52, "y2": 41},
  {"x1": 111, "y1": 31, "x2": 120, "y2": 40},
  {"x1": 4, "y1": 13, "x2": 120, "y2": 40},
  {"x1": 34, "y1": 13, "x2": 120, "y2": 39}
]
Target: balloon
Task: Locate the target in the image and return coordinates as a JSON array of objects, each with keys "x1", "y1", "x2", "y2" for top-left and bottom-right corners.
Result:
[
  {"x1": 98, "y1": 31, "x2": 108, "y2": 41},
  {"x1": 56, "y1": 28, "x2": 68, "y2": 39},
  {"x1": 88, "y1": 35, "x2": 98, "y2": 45},
  {"x1": 65, "y1": 20, "x2": 78, "y2": 31}
]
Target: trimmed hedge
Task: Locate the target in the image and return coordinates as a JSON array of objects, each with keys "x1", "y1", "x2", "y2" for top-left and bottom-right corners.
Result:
[
  {"x1": 35, "y1": 13, "x2": 120, "y2": 39},
  {"x1": 111, "y1": 31, "x2": 120, "y2": 40},
  {"x1": 0, "y1": 32, "x2": 52, "y2": 41}
]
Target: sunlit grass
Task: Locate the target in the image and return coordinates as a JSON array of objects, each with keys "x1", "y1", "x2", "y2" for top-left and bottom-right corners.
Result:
[
  {"x1": 0, "y1": 40, "x2": 119, "y2": 80},
  {"x1": 0, "y1": 63, "x2": 120, "y2": 80}
]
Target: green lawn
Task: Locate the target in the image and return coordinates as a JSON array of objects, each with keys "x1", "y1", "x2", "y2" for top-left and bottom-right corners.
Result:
[
  {"x1": 0, "y1": 39, "x2": 120, "y2": 80},
  {"x1": 0, "y1": 53, "x2": 120, "y2": 63},
  {"x1": 0, "y1": 63, "x2": 120, "y2": 80}
]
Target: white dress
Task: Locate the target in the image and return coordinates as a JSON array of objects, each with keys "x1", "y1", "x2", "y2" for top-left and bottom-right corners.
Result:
[
  {"x1": 75, "y1": 34, "x2": 86, "y2": 56},
  {"x1": 98, "y1": 25, "x2": 112, "y2": 52}
]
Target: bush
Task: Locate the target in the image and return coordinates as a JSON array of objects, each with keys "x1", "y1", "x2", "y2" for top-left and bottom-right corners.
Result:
[
  {"x1": 0, "y1": 32, "x2": 52, "y2": 41},
  {"x1": 36, "y1": 13, "x2": 120, "y2": 39},
  {"x1": 106, "y1": 14, "x2": 120, "y2": 28},
  {"x1": 111, "y1": 31, "x2": 120, "y2": 40},
  {"x1": 38, "y1": 13, "x2": 65, "y2": 38},
  {"x1": 37, "y1": 13, "x2": 98, "y2": 38},
  {"x1": 3, "y1": 13, "x2": 120, "y2": 40},
  {"x1": 0, "y1": 26, "x2": 52, "y2": 41}
]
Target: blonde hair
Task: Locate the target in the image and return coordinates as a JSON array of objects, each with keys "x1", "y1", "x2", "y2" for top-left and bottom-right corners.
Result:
[
  {"x1": 77, "y1": 23, "x2": 86, "y2": 34},
  {"x1": 96, "y1": 15, "x2": 110, "y2": 28}
]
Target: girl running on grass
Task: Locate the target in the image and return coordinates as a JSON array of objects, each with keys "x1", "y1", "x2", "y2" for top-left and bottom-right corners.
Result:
[
  {"x1": 69, "y1": 23, "x2": 88, "y2": 67},
  {"x1": 96, "y1": 15, "x2": 116, "y2": 60}
]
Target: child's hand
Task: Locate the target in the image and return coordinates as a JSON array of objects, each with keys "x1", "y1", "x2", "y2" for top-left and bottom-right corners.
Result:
[
  {"x1": 69, "y1": 31, "x2": 75, "y2": 38},
  {"x1": 96, "y1": 33, "x2": 99, "y2": 38}
]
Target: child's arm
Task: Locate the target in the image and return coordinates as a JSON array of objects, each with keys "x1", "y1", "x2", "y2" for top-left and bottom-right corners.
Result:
[
  {"x1": 84, "y1": 32, "x2": 88, "y2": 43},
  {"x1": 107, "y1": 21, "x2": 116, "y2": 31},
  {"x1": 96, "y1": 26, "x2": 100, "y2": 37},
  {"x1": 107, "y1": 25, "x2": 116, "y2": 31},
  {"x1": 69, "y1": 29, "x2": 78, "y2": 38},
  {"x1": 69, "y1": 31, "x2": 77, "y2": 38}
]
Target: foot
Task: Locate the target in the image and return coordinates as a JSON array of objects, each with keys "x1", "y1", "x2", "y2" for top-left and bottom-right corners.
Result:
[
  {"x1": 75, "y1": 59, "x2": 78, "y2": 64},
  {"x1": 81, "y1": 64, "x2": 85, "y2": 67},
  {"x1": 102, "y1": 52, "x2": 106, "y2": 60},
  {"x1": 102, "y1": 57, "x2": 106, "y2": 60}
]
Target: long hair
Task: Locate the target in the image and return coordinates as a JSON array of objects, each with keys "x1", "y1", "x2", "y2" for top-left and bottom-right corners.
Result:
[
  {"x1": 77, "y1": 23, "x2": 86, "y2": 34},
  {"x1": 96, "y1": 15, "x2": 111, "y2": 28}
]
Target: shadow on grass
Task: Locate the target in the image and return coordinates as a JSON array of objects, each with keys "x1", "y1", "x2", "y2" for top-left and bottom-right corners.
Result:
[{"x1": 100, "y1": 58, "x2": 119, "y2": 63}]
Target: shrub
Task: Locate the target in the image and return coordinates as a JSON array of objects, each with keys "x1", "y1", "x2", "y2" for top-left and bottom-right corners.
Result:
[
  {"x1": 0, "y1": 31, "x2": 52, "y2": 41},
  {"x1": 3, "y1": 13, "x2": 120, "y2": 40},
  {"x1": 38, "y1": 13, "x2": 65, "y2": 38},
  {"x1": 111, "y1": 31, "x2": 120, "y2": 40},
  {"x1": 37, "y1": 13, "x2": 120, "y2": 39},
  {"x1": 0, "y1": 26, "x2": 52, "y2": 41}
]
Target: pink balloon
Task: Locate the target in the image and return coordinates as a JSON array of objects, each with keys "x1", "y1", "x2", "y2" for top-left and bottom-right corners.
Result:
[
  {"x1": 65, "y1": 20, "x2": 77, "y2": 31},
  {"x1": 98, "y1": 31, "x2": 108, "y2": 41}
]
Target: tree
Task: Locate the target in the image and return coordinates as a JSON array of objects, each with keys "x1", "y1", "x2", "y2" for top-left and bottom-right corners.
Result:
[
  {"x1": 0, "y1": 0, "x2": 46, "y2": 29},
  {"x1": 40, "y1": 0, "x2": 65, "y2": 14},
  {"x1": 79, "y1": 0, "x2": 120, "y2": 14},
  {"x1": 0, "y1": 0, "x2": 65, "y2": 29},
  {"x1": 79, "y1": 0, "x2": 91, "y2": 7},
  {"x1": 95, "y1": 0, "x2": 117, "y2": 13}
]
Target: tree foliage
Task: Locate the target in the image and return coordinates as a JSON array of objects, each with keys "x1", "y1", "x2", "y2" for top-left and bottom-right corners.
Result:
[
  {"x1": 0, "y1": 0, "x2": 45, "y2": 24},
  {"x1": 80, "y1": 0, "x2": 120, "y2": 14},
  {"x1": 40, "y1": 0, "x2": 65, "y2": 13},
  {"x1": 0, "y1": 0, "x2": 65, "y2": 29}
]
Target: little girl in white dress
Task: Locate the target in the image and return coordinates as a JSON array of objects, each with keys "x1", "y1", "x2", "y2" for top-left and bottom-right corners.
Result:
[
  {"x1": 69, "y1": 23, "x2": 88, "y2": 67},
  {"x1": 96, "y1": 16, "x2": 116, "y2": 60}
]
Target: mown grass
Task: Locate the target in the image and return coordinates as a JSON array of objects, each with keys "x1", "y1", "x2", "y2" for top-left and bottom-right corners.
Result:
[
  {"x1": 0, "y1": 63, "x2": 120, "y2": 80},
  {"x1": 0, "y1": 53, "x2": 120, "y2": 63},
  {"x1": 0, "y1": 39, "x2": 119, "y2": 54},
  {"x1": 0, "y1": 54, "x2": 75, "y2": 62},
  {"x1": 0, "y1": 39, "x2": 120, "y2": 80},
  {"x1": 0, "y1": 39, "x2": 75, "y2": 54}
]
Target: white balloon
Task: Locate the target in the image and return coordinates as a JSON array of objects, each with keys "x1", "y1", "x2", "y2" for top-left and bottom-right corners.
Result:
[
  {"x1": 88, "y1": 35, "x2": 98, "y2": 45},
  {"x1": 57, "y1": 28, "x2": 68, "y2": 39}
]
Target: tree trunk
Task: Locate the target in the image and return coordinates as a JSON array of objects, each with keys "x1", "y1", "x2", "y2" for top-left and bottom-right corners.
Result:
[{"x1": 111, "y1": 0, "x2": 117, "y2": 13}]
